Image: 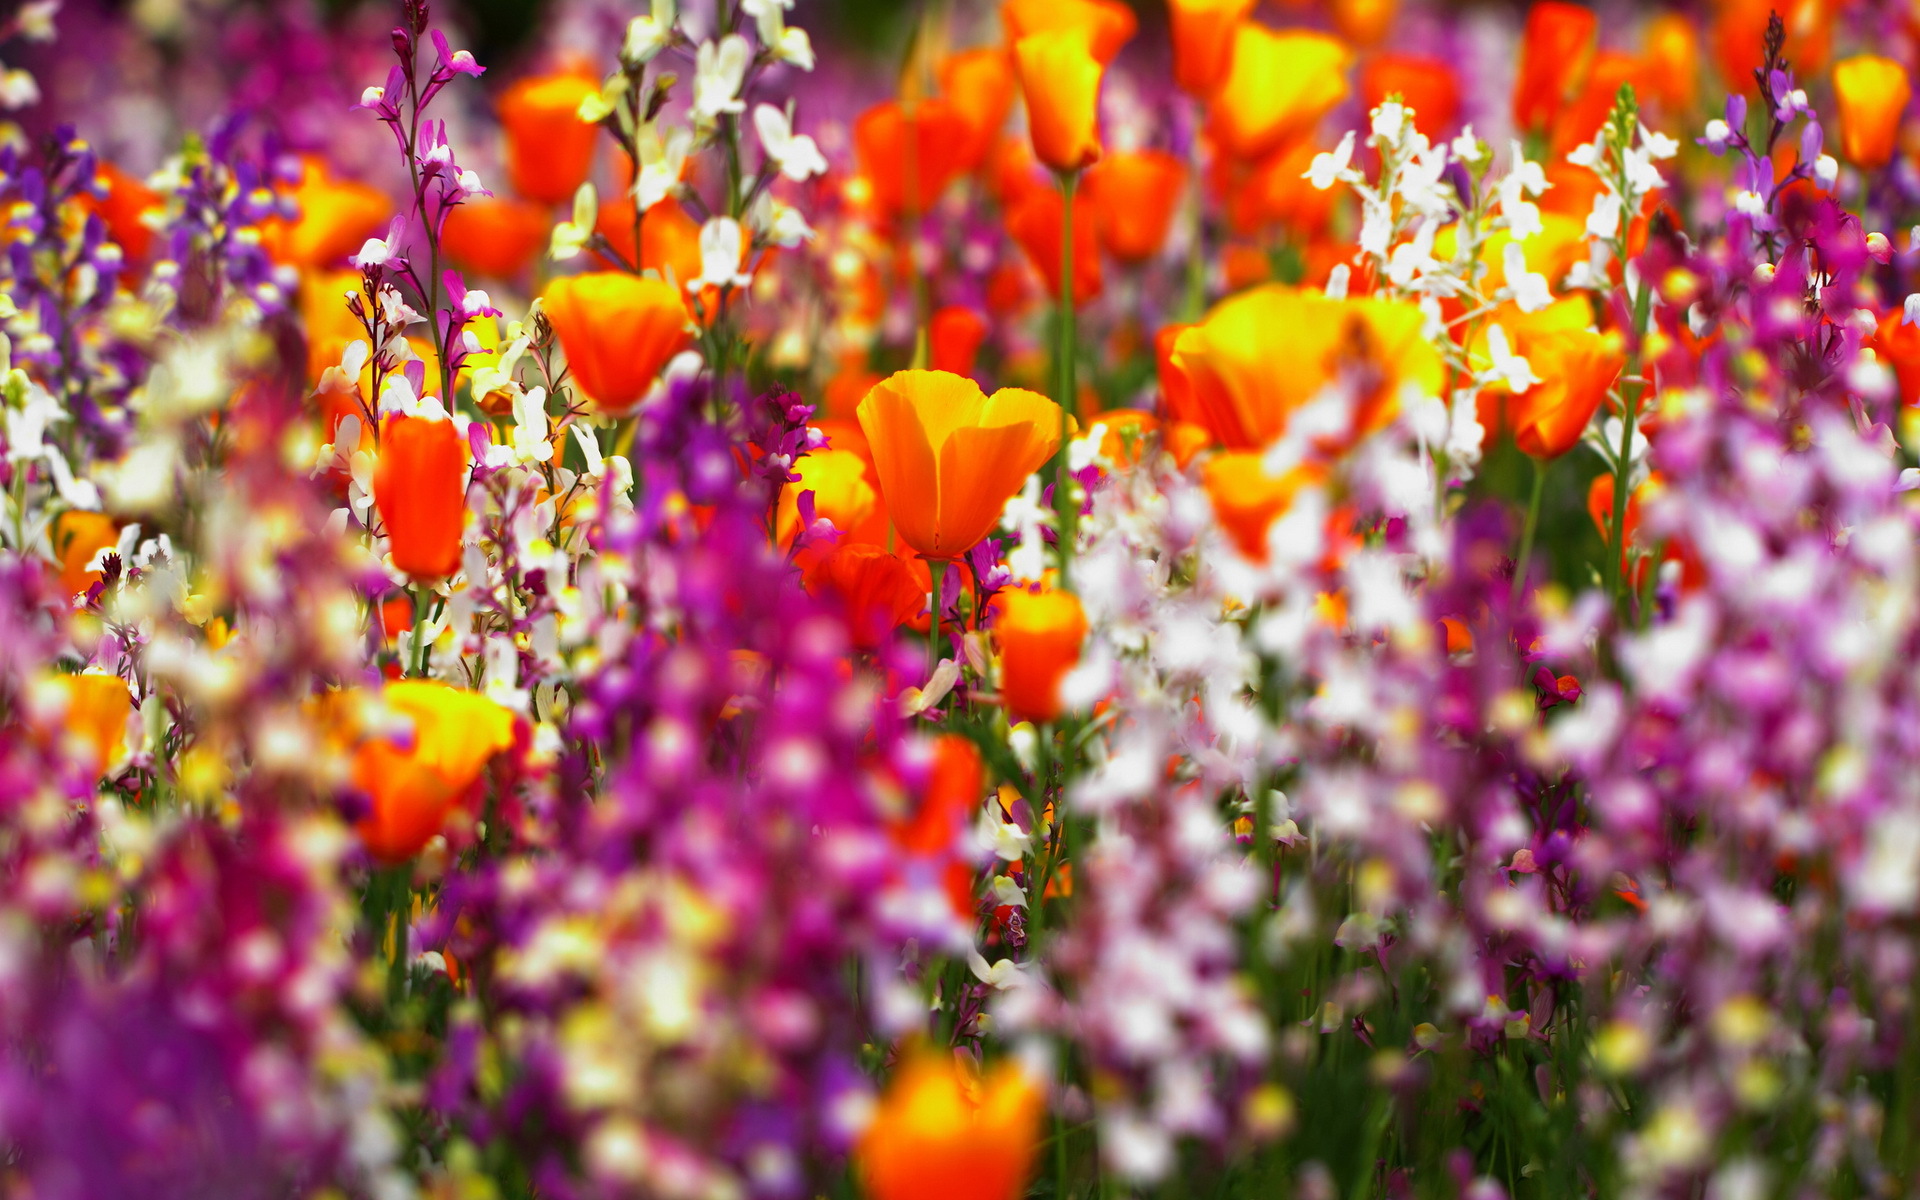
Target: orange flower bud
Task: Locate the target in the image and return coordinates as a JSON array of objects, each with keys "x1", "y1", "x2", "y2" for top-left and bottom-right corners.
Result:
[
  {"x1": 1203, "y1": 451, "x2": 1327, "y2": 561},
  {"x1": 1639, "y1": 13, "x2": 1701, "y2": 117},
  {"x1": 374, "y1": 413, "x2": 467, "y2": 582},
  {"x1": 804, "y1": 543, "x2": 929, "y2": 650},
  {"x1": 351, "y1": 681, "x2": 517, "y2": 864},
  {"x1": 1013, "y1": 30, "x2": 1106, "y2": 174},
  {"x1": 1360, "y1": 55, "x2": 1459, "y2": 136},
  {"x1": 854, "y1": 99, "x2": 974, "y2": 219},
  {"x1": 1005, "y1": 186, "x2": 1103, "y2": 305},
  {"x1": 440, "y1": 197, "x2": 550, "y2": 281},
  {"x1": 894, "y1": 734, "x2": 985, "y2": 854},
  {"x1": 930, "y1": 306, "x2": 991, "y2": 377},
  {"x1": 857, "y1": 1051, "x2": 1045, "y2": 1200},
  {"x1": 1512, "y1": 1, "x2": 1596, "y2": 136},
  {"x1": 498, "y1": 71, "x2": 600, "y2": 205},
  {"x1": 91, "y1": 162, "x2": 161, "y2": 262},
  {"x1": 1208, "y1": 26, "x2": 1351, "y2": 160},
  {"x1": 857, "y1": 370, "x2": 1066, "y2": 559},
  {"x1": 50, "y1": 509, "x2": 119, "y2": 602},
  {"x1": 940, "y1": 48, "x2": 1019, "y2": 172},
  {"x1": 595, "y1": 196, "x2": 705, "y2": 287},
  {"x1": 1168, "y1": 0, "x2": 1256, "y2": 98},
  {"x1": 1085, "y1": 149, "x2": 1188, "y2": 262},
  {"x1": 1834, "y1": 56, "x2": 1911, "y2": 171},
  {"x1": 542, "y1": 272, "x2": 693, "y2": 414},
  {"x1": 995, "y1": 587, "x2": 1088, "y2": 725},
  {"x1": 262, "y1": 157, "x2": 391, "y2": 269},
  {"x1": 49, "y1": 671, "x2": 133, "y2": 777},
  {"x1": 1508, "y1": 329, "x2": 1626, "y2": 460},
  {"x1": 1001, "y1": 0, "x2": 1137, "y2": 63}
]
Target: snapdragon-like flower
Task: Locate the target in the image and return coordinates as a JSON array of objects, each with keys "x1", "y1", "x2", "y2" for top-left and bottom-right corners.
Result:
[{"x1": 691, "y1": 34, "x2": 751, "y2": 125}]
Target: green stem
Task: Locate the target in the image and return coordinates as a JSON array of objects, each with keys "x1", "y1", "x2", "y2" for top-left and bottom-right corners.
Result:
[
  {"x1": 1605, "y1": 279, "x2": 1654, "y2": 614},
  {"x1": 927, "y1": 558, "x2": 945, "y2": 682},
  {"x1": 1052, "y1": 171, "x2": 1080, "y2": 587},
  {"x1": 409, "y1": 584, "x2": 431, "y2": 677},
  {"x1": 1511, "y1": 456, "x2": 1548, "y2": 606}
]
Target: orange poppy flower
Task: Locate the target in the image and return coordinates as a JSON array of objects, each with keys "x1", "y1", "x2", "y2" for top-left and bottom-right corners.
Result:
[
  {"x1": 1203, "y1": 452, "x2": 1328, "y2": 561},
  {"x1": 777, "y1": 447, "x2": 885, "y2": 548},
  {"x1": 995, "y1": 586, "x2": 1088, "y2": 725},
  {"x1": 374, "y1": 413, "x2": 468, "y2": 581},
  {"x1": 351, "y1": 681, "x2": 517, "y2": 863},
  {"x1": 858, "y1": 1051, "x2": 1044, "y2": 1200},
  {"x1": 1013, "y1": 30, "x2": 1106, "y2": 174},
  {"x1": 1167, "y1": 285, "x2": 1446, "y2": 450},
  {"x1": 1092, "y1": 408, "x2": 1159, "y2": 466},
  {"x1": 1875, "y1": 308, "x2": 1920, "y2": 405},
  {"x1": 262, "y1": 157, "x2": 391, "y2": 269},
  {"x1": 440, "y1": 197, "x2": 550, "y2": 281},
  {"x1": 1507, "y1": 328, "x2": 1625, "y2": 459},
  {"x1": 595, "y1": 196, "x2": 705, "y2": 286},
  {"x1": 940, "y1": 48, "x2": 1018, "y2": 172},
  {"x1": 1168, "y1": 0, "x2": 1257, "y2": 98},
  {"x1": 856, "y1": 369, "x2": 1066, "y2": 559},
  {"x1": 1208, "y1": 26, "x2": 1351, "y2": 161},
  {"x1": 499, "y1": 70, "x2": 601, "y2": 205},
  {"x1": 1327, "y1": 0, "x2": 1397, "y2": 46},
  {"x1": 1085, "y1": 150, "x2": 1187, "y2": 262},
  {"x1": 930, "y1": 306, "x2": 991, "y2": 377},
  {"x1": 1005, "y1": 187, "x2": 1103, "y2": 305},
  {"x1": 91, "y1": 162, "x2": 162, "y2": 262},
  {"x1": 1639, "y1": 13, "x2": 1700, "y2": 118},
  {"x1": 541, "y1": 272, "x2": 692, "y2": 413},
  {"x1": 1512, "y1": 1, "x2": 1596, "y2": 137},
  {"x1": 1001, "y1": 0, "x2": 1137, "y2": 63},
  {"x1": 48, "y1": 671, "x2": 133, "y2": 777},
  {"x1": 1833, "y1": 56, "x2": 1911, "y2": 171},
  {"x1": 1711, "y1": 0, "x2": 1831, "y2": 89},
  {"x1": 804, "y1": 543, "x2": 930, "y2": 650},
  {"x1": 893, "y1": 734, "x2": 987, "y2": 855},
  {"x1": 855, "y1": 99, "x2": 975, "y2": 219},
  {"x1": 1360, "y1": 55, "x2": 1459, "y2": 136},
  {"x1": 1550, "y1": 51, "x2": 1646, "y2": 158},
  {"x1": 50, "y1": 509, "x2": 119, "y2": 601}
]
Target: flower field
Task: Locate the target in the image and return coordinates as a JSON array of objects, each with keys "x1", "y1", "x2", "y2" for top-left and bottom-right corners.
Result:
[{"x1": 7, "y1": 0, "x2": 1920, "y2": 1194}]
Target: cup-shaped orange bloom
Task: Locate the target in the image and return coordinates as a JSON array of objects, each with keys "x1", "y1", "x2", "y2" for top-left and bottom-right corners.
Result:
[
  {"x1": 440, "y1": 197, "x2": 550, "y2": 281},
  {"x1": 930, "y1": 306, "x2": 991, "y2": 377},
  {"x1": 1330, "y1": 0, "x2": 1397, "y2": 46},
  {"x1": 854, "y1": 99, "x2": 975, "y2": 219},
  {"x1": 804, "y1": 543, "x2": 930, "y2": 650},
  {"x1": 1006, "y1": 187, "x2": 1103, "y2": 305},
  {"x1": 1712, "y1": 0, "x2": 1831, "y2": 90},
  {"x1": 1092, "y1": 408, "x2": 1159, "y2": 466},
  {"x1": 1513, "y1": 1, "x2": 1597, "y2": 135},
  {"x1": 1639, "y1": 13, "x2": 1700, "y2": 117},
  {"x1": 50, "y1": 671, "x2": 133, "y2": 777},
  {"x1": 352, "y1": 681, "x2": 517, "y2": 864},
  {"x1": 1169, "y1": 0, "x2": 1256, "y2": 98},
  {"x1": 1875, "y1": 307, "x2": 1920, "y2": 404},
  {"x1": 1508, "y1": 329, "x2": 1625, "y2": 459},
  {"x1": 50, "y1": 509, "x2": 119, "y2": 601},
  {"x1": 893, "y1": 735, "x2": 986, "y2": 855},
  {"x1": 1361, "y1": 55, "x2": 1459, "y2": 136},
  {"x1": 91, "y1": 162, "x2": 161, "y2": 262},
  {"x1": 859, "y1": 1051, "x2": 1044, "y2": 1200},
  {"x1": 1208, "y1": 26, "x2": 1352, "y2": 160},
  {"x1": 995, "y1": 587, "x2": 1088, "y2": 726},
  {"x1": 499, "y1": 71, "x2": 600, "y2": 205},
  {"x1": 1203, "y1": 452, "x2": 1327, "y2": 561},
  {"x1": 1551, "y1": 52, "x2": 1647, "y2": 158},
  {"x1": 542, "y1": 272, "x2": 692, "y2": 413},
  {"x1": 1834, "y1": 56, "x2": 1912, "y2": 170},
  {"x1": 856, "y1": 370, "x2": 1066, "y2": 559},
  {"x1": 1002, "y1": 0, "x2": 1137, "y2": 63},
  {"x1": 1014, "y1": 30, "x2": 1106, "y2": 174},
  {"x1": 1085, "y1": 150, "x2": 1187, "y2": 262},
  {"x1": 595, "y1": 196, "x2": 704, "y2": 289},
  {"x1": 1167, "y1": 285, "x2": 1446, "y2": 451},
  {"x1": 941, "y1": 49, "x2": 1019, "y2": 172},
  {"x1": 375, "y1": 413, "x2": 467, "y2": 581},
  {"x1": 263, "y1": 158, "x2": 391, "y2": 269},
  {"x1": 777, "y1": 447, "x2": 883, "y2": 547}
]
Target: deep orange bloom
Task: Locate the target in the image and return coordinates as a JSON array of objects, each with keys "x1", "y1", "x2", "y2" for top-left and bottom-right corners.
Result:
[
  {"x1": 1203, "y1": 452, "x2": 1327, "y2": 561},
  {"x1": 894, "y1": 735, "x2": 985, "y2": 855},
  {"x1": 595, "y1": 195, "x2": 705, "y2": 287},
  {"x1": 50, "y1": 509, "x2": 119, "y2": 601},
  {"x1": 995, "y1": 587, "x2": 1088, "y2": 726},
  {"x1": 542, "y1": 272, "x2": 692, "y2": 413},
  {"x1": 498, "y1": 71, "x2": 600, "y2": 205},
  {"x1": 91, "y1": 163, "x2": 161, "y2": 262},
  {"x1": 1013, "y1": 30, "x2": 1106, "y2": 174},
  {"x1": 941, "y1": 49, "x2": 1019, "y2": 172},
  {"x1": 804, "y1": 543, "x2": 930, "y2": 650},
  {"x1": 777, "y1": 447, "x2": 885, "y2": 548},
  {"x1": 856, "y1": 370, "x2": 1065, "y2": 559},
  {"x1": 1155, "y1": 322, "x2": 1199, "y2": 423},
  {"x1": 1551, "y1": 51, "x2": 1645, "y2": 157},
  {"x1": 374, "y1": 413, "x2": 467, "y2": 581},
  {"x1": 1208, "y1": 26, "x2": 1351, "y2": 161},
  {"x1": 1834, "y1": 56, "x2": 1911, "y2": 170},
  {"x1": 1006, "y1": 186, "x2": 1103, "y2": 305},
  {"x1": 858, "y1": 1051, "x2": 1045, "y2": 1200},
  {"x1": 1001, "y1": 0, "x2": 1136, "y2": 63},
  {"x1": 1712, "y1": 0, "x2": 1831, "y2": 89},
  {"x1": 352, "y1": 681, "x2": 517, "y2": 864},
  {"x1": 930, "y1": 306, "x2": 991, "y2": 377},
  {"x1": 1875, "y1": 308, "x2": 1920, "y2": 404},
  {"x1": 1639, "y1": 13, "x2": 1700, "y2": 118},
  {"x1": 49, "y1": 671, "x2": 133, "y2": 777},
  {"x1": 1092, "y1": 408, "x2": 1159, "y2": 466},
  {"x1": 440, "y1": 197, "x2": 550, "y2": 281},
  {"x1": 1167, "y1": 285, "x2": 1446, "y2": 450},
  {"x1": 262, "y1": 157, "x2": 391, "y2": 269},
  {"x1": 854, "y1": 99, "x2": 975, "y2": 219},
  {"x1": 1168, "y1": 0, "x2": 1256, "y2": 98},
  {"x1": 1361, "y1": 55, "x2": 1459, "y2": 136},
  {"x1": 1085, "y1": 150, "x2": 1187, "y2": 262},
  {"x1": 1508, "y1": 329, "x2": 1625, "y2": 459},
  {"x1": 1220, "y1": 141, "x2": 1339, "y2": 237},
  {"x1": 1328, "y1": 0, "x2": 1398, "y2": 46},
  {"x1": 1512, "y1": 1, "x2": 1596, "y2": 136}
]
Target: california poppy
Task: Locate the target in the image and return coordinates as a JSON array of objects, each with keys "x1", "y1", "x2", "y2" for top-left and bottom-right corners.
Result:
[
  {"x1": 856, "y1": 369, "x2": 1066, "y2": 559},
  {"x1": 1711, "y1": 0, "x2": 1831, "y2": 90},
  {"x1": 50, "y1": 509, "x2": 119, "y2": 601},
  {"x1": 595, "y1": 195, "x2": 705, "y2": 287},
  {"x1": 374, "y1": 413, "x2": 467, "y2": 581},
  {"x1": 1169, "y1": 0, "x2": 1256, "y2": 98},
  {"x1": 854, "y1": 99, "x2": 974, "y2": 220},
  {"x1": 1508, "y1": 328, "x2": 1625, "y2": 459},
  {"x1": 440, "y1": 197, "x2": 550, "y2": 281},
  {"x1": 777, "y1": 447, "x2": 884, "y2": 548},
  {"x1": 1512, "y1": 1, "x2": 1596, "y2": 137},
  {"x1": 91, "y1": 162, "x2": 161, "y2": 262},
  {"x1": 1875, "y1": 307, "x2": 1920, "y2": 404},
  {"x1": 1085, "y1": 150, "x2": 1187, "y2": 262},
  {"x1": 1360, "y1": 55, "x2": 1459, "y2": 136},
  {"x1": 352, "y1": 681, "x2": 517, "y2": 863},
  {"x1": 1006, "y1": 187, "x2": 1103, "y2": 305},
  {"x1": 1208, "y1": 25, "x2": 1351, "y2": 160},
  {"x1": 1203, "y1": 452, "x2": 1328, "y2": 561},
  {"x1": 1328, "y1": 0, "x2": 1397, "y2": 46},
  {"x1": 1833, "y1": 56, "x2": 1911, "y2": 171},
  {"x1": 1001, "y1": 0, "x2": 1137, "y2": 63},
  {"x1": 930, "y1": 306, "x2": 991, "y2": 377},
  {"x1": 499, "y1": 70, "x2": 601, "y2": 205},
  {"x1": 262, "y1": 157, "x2": 391, "y2": 269},
  {"x1": 542, "y1": 272, "x2": 692, "y2": 413},
  {"x1": 941, "y1": 48, "x2": 1019, "y2": 172},
  {"x1": 858, "y1": 1051, "x2": 1045, "y2": 1200},
  {"x1": 1013, "y1": 30, "x2": 1106, "y2": 174},
  {"x1": 894, "y1": 735, "x2": 986, "y2": 855},
  {"x1": 804, "y1": 543, "x2": 930, "y2": 650},
  {"x1": 1639, "y1": 13, "x2": 1700, "y2": 118},
  {"x1": 994, "y1": 586, "x2": 1088, "y2": 725},
  {"x1": 49, "y1": 671, "x2": 133, "y2": 777}
]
